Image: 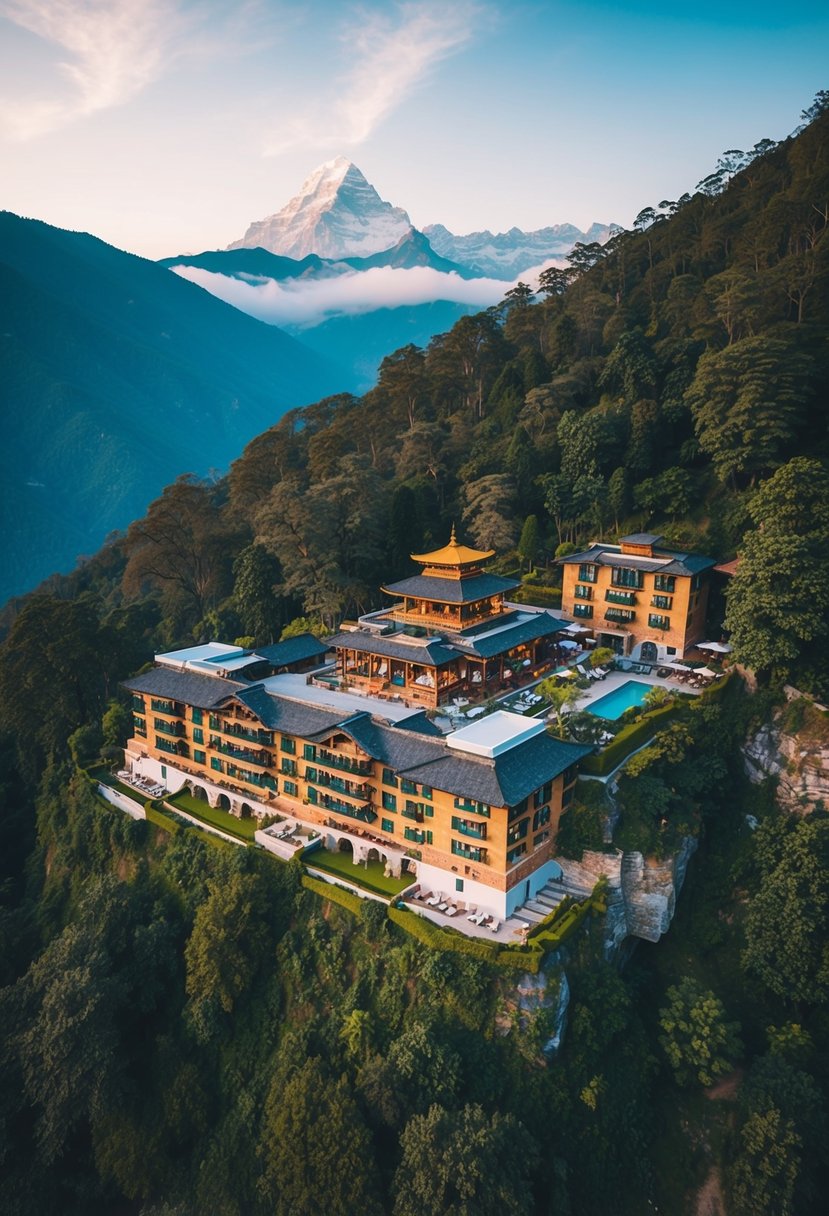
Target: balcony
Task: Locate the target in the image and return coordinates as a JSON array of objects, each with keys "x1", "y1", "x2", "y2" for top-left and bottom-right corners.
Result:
[
  {"x1": 210, "y1": 737, "x2": 272, "y2": 767},
  {"x1": 317, "y1": 749, "x2": 372, "y2": 777},
  {"x1": 223, "y1": 722, "x2": 274, "y2": 746},
  {"x1": 451, "y1": 817, "x2": 487, "y2": 840},
  {"x1": 605, "y1": 589, "x2": 637, "y2": 606},
  {"x1": 317, "y1": 795, "x2": 377, "y2": 823},
  {"x1": 451, "y1": 840, "x2": 487, "y2": 864},
  {"x1": 154, "y1": 719, "x2": 185, "y2": 737},
  {"x1": 226, "y1": 764, "x2": 277, "y2": 791},
  {"x1": 315, "y1": 772, "x2": 371, "y2": 798},
  {"x1": 156, "y1": 736, "x2": 187, "y2": 757},
  {"x1": 605, "y1": 607, "x2": 635, "y2": 623},
  {"x1": 151, "y1": 698, "x2": 184, "y2": 716}
]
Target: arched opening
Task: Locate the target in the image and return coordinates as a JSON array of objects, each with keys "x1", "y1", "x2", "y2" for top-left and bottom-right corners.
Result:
[
  {"x1": 190, "y1": 784, "x2": 208, "y2": 802},
  {"x1": 217, "y1": 793, "x2": 232, "y2": 811},
  {"x1": 240, "y1": 802, "x2": 254, "y2": 819},
  {"x1": 337, "y1": 837, "x2": 354, "y2": 855},
  {"x1": 640, "y1": 641, "x2": 658, "y2": 663},
  {"x1": 366, "y1": 847, "x2": 382, "y2": 864}
]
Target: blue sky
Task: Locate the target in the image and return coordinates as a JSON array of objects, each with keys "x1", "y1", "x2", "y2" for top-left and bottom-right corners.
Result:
[{"x1": 1, "y1": 0, "x2": 827, "y2": 259}]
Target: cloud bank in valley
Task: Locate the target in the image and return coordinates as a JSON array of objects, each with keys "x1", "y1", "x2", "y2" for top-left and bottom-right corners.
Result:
[{"x1": 169, "y1": 263, "x2": 510, "y2": 328}]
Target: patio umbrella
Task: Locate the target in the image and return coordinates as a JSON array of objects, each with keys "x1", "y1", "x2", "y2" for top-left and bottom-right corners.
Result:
[
  {"x1": 560, "y1": 667, "x2": 579, "y2": 678},
  {"x1": 559, "y1": 639, "x2": 580, "y2": 650},
  {"x1": 697, "y1": 641, "x2": 732, "y2": 654},
  {"x1": 564, "y1": 622, "x2": 591, "y2": 634},
  {"x1": 695, "y1": 665, "x2": 719, "y2": 679}
]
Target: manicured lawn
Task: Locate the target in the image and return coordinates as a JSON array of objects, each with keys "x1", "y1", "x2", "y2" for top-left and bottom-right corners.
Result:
[
  {"x1": 307, "y1": 847, "x2": 411, "y2": 897},
  {"x1": 166, "y1": 790, "x2": 257, "y2": 841}
]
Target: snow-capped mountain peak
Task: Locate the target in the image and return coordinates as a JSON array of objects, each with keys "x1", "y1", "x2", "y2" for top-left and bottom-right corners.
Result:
[{"x1": 228, "y1": 158, "x2": 412, "y2": 260}]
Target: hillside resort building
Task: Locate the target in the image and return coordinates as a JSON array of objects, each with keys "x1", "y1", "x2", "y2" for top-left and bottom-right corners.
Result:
[
  {"x1": 123, "y1": 534, "x2": 591, "y2": 918},
  {"x1": 558, "y1": 533, "x2": 716, "y2": 662}
]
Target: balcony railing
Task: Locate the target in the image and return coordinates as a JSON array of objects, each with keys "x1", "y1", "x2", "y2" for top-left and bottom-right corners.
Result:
[
  {"x1": 315, "y1": 772, "x2": 371, "y2": 798},
  {"x1": 451, "y1": 817, "x2": 487, "y2": 839},
  {"x1": 317, "y1": 795, "x2": 377, "y2": 823},
  {"x1": 317, "y1": 749, "x2": 373, "y2": 777},
  {"x1": 151, "y1": 698, "x2": 184, "y2": 716},
  {"x1": 155, "y1": 718, "x2": 185, "y2": 737},
  {"x1": 451, "y1": 840, "x2": 487, "y2": 863},
  {"x1": 223, "y1": 723, "x2": 274, "y2": 746}
]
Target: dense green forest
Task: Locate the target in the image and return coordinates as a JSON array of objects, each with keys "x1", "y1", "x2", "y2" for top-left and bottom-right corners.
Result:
[{"x1": 1, "y1": 96, "x2": 828, "y2": 1215}]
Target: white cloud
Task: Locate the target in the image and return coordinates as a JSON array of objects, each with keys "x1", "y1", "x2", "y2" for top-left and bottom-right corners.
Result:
[
  {"x1": 265, "y1": 1, "x2": 486, "y2": 155},
  {"x1": 170, "y1": 262, "x2": 507, "y2": 326},
  {"x1": 0, "y1": 0, "x2": 194, "y2": 139}
]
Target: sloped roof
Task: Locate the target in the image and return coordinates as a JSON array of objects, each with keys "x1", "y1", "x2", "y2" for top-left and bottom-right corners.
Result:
[
  {"x1": 255, "y1": 633, "x2": 329, "y2": 667},
  {"x1": 410, "y1": 529, "x2": 494, "y2": 566},
  {"x1": 559, "y1": 541, "x2": 716, "y2": 577},
  {"x1": 233, "y1": 685, "x2": 344, "y2": 737},
  {"x1": 327, "y1": 630, "x2": 460, "y2": 667},
  {"x1": 382, "y1": 572, "x2": 520, "y2": 604},
  {"x1": 451, "y1": 611, "x2": 569, "y2": 659},
  {"x1": 124, "y1": 667, "x2": 247, "y2": 709}
]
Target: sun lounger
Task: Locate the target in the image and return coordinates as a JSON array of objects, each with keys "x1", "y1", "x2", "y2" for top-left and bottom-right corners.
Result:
[
  {"x1": 489, "y1": 918, "x2": 501, "y2": 933},
  {"x1": 444, "y1": 905, "x2": 459, "y2": 917},
  {"x1": 437, "y1": 901, "x2": 449, "y2": 912},
  {"x1": 426, "y1": 894, "x2": 442, "y2": 907}
]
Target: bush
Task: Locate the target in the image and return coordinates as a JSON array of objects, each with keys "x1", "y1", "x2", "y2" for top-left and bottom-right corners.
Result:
[
  {"x1": 301, "y1": 873, "x2": 366, "y2": 916},
  {"x1": 581, "y1": 703, "x2": 679, "y2": 775},
  {"x1": 387, "y1": 906, "x2": 542, "y2": 972}
]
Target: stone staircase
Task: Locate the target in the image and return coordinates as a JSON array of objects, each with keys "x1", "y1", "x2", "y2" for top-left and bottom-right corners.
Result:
[{"x1": 509, "y1": 877, "x2": 574, "y2": 927}]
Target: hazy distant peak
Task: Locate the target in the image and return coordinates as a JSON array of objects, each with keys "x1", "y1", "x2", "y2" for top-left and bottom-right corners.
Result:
[{"x1": 228, "y1": 157, "x2": 412, "y2": 260}]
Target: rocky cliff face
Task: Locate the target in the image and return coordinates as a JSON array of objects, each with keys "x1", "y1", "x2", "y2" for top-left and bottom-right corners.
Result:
[
  {"x1": 743, "y1": 692, "x2": 829, "y2": 812},
  {"x1": 556, "y1": 840, "x2": 698, "y2": 955}
]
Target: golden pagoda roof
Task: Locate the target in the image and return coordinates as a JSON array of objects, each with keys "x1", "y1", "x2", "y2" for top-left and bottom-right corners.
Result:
[{"x1": 410, "y1": 525, "x2": 494, "y2": 568}]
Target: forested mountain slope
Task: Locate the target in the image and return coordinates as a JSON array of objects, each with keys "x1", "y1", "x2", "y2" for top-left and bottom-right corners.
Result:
[
  {"x1": 1, "y1": 98, "x2": 828, "y2": 1216},
  {"x1": 0, "y1": 214, "x2": 349, "y2": 603}
]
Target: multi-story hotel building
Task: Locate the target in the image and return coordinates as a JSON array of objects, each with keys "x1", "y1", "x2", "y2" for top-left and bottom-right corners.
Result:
[
  {"x1": 123, "y1": 637, "x2": 590, "y2": 919},
  {"x1": 559, "y1": 533, "x2": 716, "y2": 662},
  {"x1": 329, "y1": 529, "x2": 572, "y2": 709}
]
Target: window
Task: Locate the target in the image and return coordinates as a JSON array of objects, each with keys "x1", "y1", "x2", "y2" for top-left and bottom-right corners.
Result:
[
  {"x1": 578, "y1": 563, "x2": 597, "y2": 583},
  {"x1": 509, "y1": 797, "x2": 528, "y2": 821},
  {"x1": 303, "y1": 744, "x2": 316, "y2": 761},
  {"x1": 605, "y1": 607, "x2": 635, "y2": 622},
  {"x1": 507, "y1": 842, "x2": 527, "y2": 865},
  {"x1": 573, "y1": 603, "x2": 593, "y2": 619},
  {"x1": 209, "y1": 714, "x2": 221, "y2": 731},
  {"x1": 211, "y1": 757, "x2": 223, "y2": 772},
  {"x1": 420, "y1": 785, "x2": 432, "y2": 800},
  {"x1": 193, "y1": 727, "x2": 204, "y2": 744},
  {"x1": 382, "y1": 792, "x2": 397, "y2": 811},
  {"x1": 574, "y1": 584, "x2": 593, "y2": 600},
  {"x1": 654, "y1": 574, "x2": 675, "y2": 593},
  {"x1": 382, "y1": 767, "x2": 398, "y2": 787},
  {"x1": 611, "y1": 566, "x2": 643, "y2": 589},
  {"x1": 192, "y1": 707, "x2": 203, "y2": 725},
  {"x1": 281, "y1": 758, "x2": 297, "y2": 777},
  {"x1": 507, "y1": 818, "x2": 529, "y2": 845},
  {"x1": 305, "y1": 766, "x2": 318, "y2": 782},
  {"x1": 451, "y1": 816, "x2": 487, "y2": 839},
  {"x1": 651, "y1": 594, "x2": 672, "y2": 610},
  {"x1": 283, "y1": 781, "x2": 298, "y2": 797},
  {"x1": 133, "y1": 716, "x2": 147, "y2": 737},
  {"x1": 455, "y1": 878, "x2": 464, "y2": 892},
  {"x1": 451, "y1": 840, "x2": 487, "y2": 863},
  {"x1": 131, "y1": 695, "x2": 145, "y2": 712},
  {"x1": 453, "y1": 797, "x2": 489, "y2": 817},
  {"x1": 404, "y1": 827, "x2": 432, "y2": 845},
  {"x1": 606, "y1": 589, "x2": 636, "y2": 605},
  {"x1": 533, "y1": 831, "x2": 550, "y2": 848},
  {"x1": 562, "y1": 784, "x2": 575, "y2": 807},
  {"x1": 533, "y1": 781, "x2": 552, "y2": 808},
  {"x1": 533, "y1": 805, "x2": 551, "y2": 831},
  {"x1": 381, "y1": 818, "x2": 395, "y2": 834},
  {"x1": 648, "y1": 613, "x2": 670, "y2": 630},
  {"x1": 281, "y1": 736, "x2": 296, "y2": 754},
  {"x1": 161, "y1": 765, "x2": 166, "y2": 779},
  {"x1": 401, "y1": 778, "x2": 417, "y2": 795}
]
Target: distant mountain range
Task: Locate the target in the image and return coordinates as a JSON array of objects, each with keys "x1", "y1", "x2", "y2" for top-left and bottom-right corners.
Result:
[
  {"x1": 227, "y1": 157, "x2": 614, "y2": 279},
  {"x1": 0, "y1": 212, "x2": 347, "y2": 604}
]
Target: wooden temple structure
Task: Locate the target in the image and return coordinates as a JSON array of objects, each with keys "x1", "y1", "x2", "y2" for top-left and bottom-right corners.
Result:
[{"x1": 329, "y1": 529, "x2": 571, "y2": 709}]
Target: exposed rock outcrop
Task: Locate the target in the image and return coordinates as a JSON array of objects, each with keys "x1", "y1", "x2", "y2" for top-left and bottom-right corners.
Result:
[
  {"x1": 557, "y1": 839, "x2": 698, "y2": 955},
  {"x1": 743, "y1": 693, "x2": 829, "y2": 812}
]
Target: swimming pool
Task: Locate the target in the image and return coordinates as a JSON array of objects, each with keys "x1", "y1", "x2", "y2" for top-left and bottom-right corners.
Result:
[{"x1": 587, "y1": 680, "x2": 656, "y2": 721}]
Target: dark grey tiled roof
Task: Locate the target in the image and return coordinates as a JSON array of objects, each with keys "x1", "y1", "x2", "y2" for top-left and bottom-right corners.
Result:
[
  {"x1": 328, "y1": 631, "x2": 459, "y2": 667},
  {"x1": 620, "y1": 532, "x2": 662, "y2": 545},
  {"x1": 123, "y1": 667, "x2": 247, "y2": 709},
  {"x1": 255, "y1": 633, "x2": 329, "y2": 667},
  {"x1": 382, "y1": 572, "x2": 520, "y2": 604},
  {"x1": 234, "y1": 686, "x2": 344, "y2": 737},
  {"x1": 560, "y1": 542, "x2": 716, "y2": 577},
  {"x1": 393, "y1": 710, "x2": 445, "y2": 737},
  {"x1": 451, "y1": 612, "x2": 569, "y2": 659}
]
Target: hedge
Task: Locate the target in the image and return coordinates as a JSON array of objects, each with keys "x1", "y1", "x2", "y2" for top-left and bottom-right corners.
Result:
[
  {"x1": 301, "y1": 874, "x2": 366, "y2": 916},
  {"x1": 145, "y1": 802, "x2": 181, "y2": 834},
  {"x1": 387, "y1": 905, "x2": 542, "y2": 973},
  {"x1": 581, "y1": 702, "x2": 679, "y2": 776}
]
